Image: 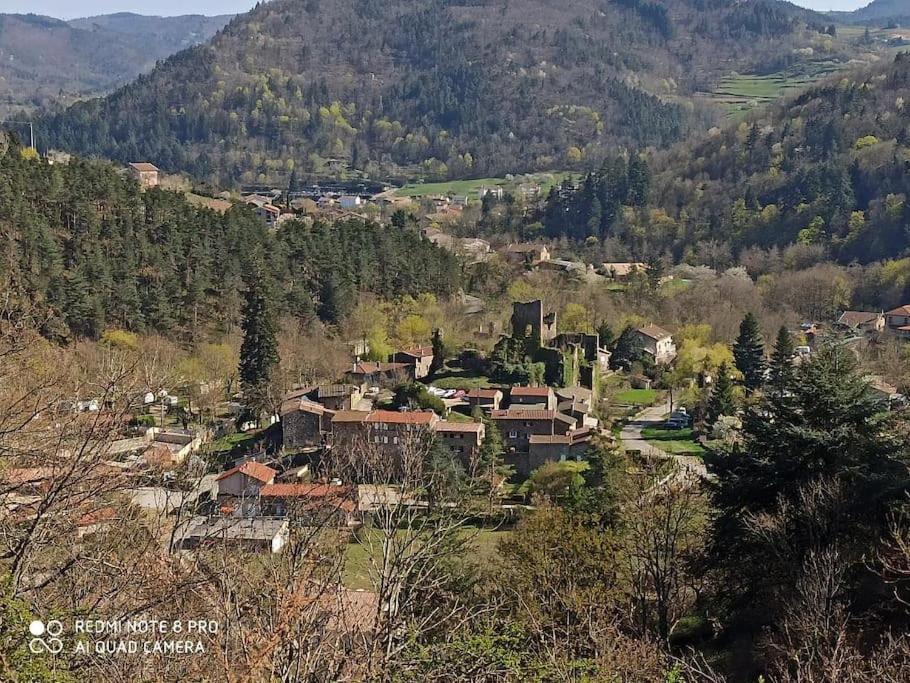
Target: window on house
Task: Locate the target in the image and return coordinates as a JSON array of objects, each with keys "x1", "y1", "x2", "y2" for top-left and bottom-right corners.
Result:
[{"x1": 509, "y1": 430, "x2": 518, "y2": 438}]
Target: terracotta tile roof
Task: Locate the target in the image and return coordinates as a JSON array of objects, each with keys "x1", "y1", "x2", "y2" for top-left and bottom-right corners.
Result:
[
  {"x1": 317, "y1": 384, "x2": 356, "y2": 398},
  {"x1": 555, "y1": 412, "x2": 578, "y2": 425},
  {"x1": 77, "y1": 506, "x2": 118, "y2": 527},
  {"x1": 129, "y1": 162, "x2": 159, "y2": 172},
  {"x1": 215, "y1": 461, "x2": 277, "y2": 484},
  {"x1": 1, "y1": 467, "x2": 55, "y2": 486},
  {"x1": 636, "y1": 324, "x2": 673, "y2": 341},
  {"x1": 332, "y1": 410, "x2": 370, "y2": 423},
  {"x1": 886, "y1": 305, "x2": 910, "y2": 316},
  {"x1": 510, "y1": 386, "x2": 551, "y2": 397},
  {"x1": 435, "y1": 421, "x2": 484, "y2": 433},
  {"x1": 260, "y1": 483, "x2": 351, "y2": 498},
  {"x1": 837, "y1": 311, "x2": 880, "y2": 327},
  {"x1": 467, "y1": 388, "x2": 502, "y2": 399},
  {"x1": 261, "y1": 484, "x2": 356, "y2": 514},
  {"x1": 352, "y1": 361, "x2": 409, "y2": 374},
  {"x1": 529, "y1": 434, "x2": 571, "y2": 445},
  {"x1": 280, "y1": 397, "x2": 329, "y2": 416},
  {"x1": 396, "y1": 346, "x2": 434, "y2": 358},
  {"x1": 490, "y1": 410, "x2": 556, "y2": 420},
  {"x1": 568, "y1": 426, "x2": 595, "y2": 442},
  {"x1": 366, "y1": 410, "x2": 437, "y2": 425}
]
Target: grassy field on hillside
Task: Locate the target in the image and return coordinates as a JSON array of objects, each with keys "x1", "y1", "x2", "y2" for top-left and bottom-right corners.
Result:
[
  {"x1": 396, "y1": 171, "x2": 571, "y2": 198},
  {"x1": 344, "y1": 527, "x2": 508, "y2": 590},
  {"x1": 706, "y1": 60, "x2": 845, "y2": 117}
]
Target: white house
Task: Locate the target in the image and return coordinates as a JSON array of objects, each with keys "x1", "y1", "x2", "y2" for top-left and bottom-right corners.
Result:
[
  {"x1": 339, "y1": 195, "x2": 363, "y2": 209},
  {"x1": 172, "y1": 517, "x2": 290, "y2": 554},
  {"x1": 632, "y1": 325, "x2": 677, "y2": 364}
]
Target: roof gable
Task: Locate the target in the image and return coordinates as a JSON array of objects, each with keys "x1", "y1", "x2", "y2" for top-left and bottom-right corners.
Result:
[{"x1": 216, "y1": 461, "x2": 277, "y2": 484}]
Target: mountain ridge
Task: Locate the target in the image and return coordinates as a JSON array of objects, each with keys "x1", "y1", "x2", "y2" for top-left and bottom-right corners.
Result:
[
  {"x1": 0, "y1": 12, "x2": 233, "y2": 116},
  {"x1": 38, "y1": 0, "x2": 840, "y2": 184}
]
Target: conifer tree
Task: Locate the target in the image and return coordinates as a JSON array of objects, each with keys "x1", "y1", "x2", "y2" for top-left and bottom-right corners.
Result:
[
  {"x1": 239, "y1": 259, "x2": 279, "y2": 415},
  {"x1": 767, "y1": 325, "x2": 795, "y2": 397},
  {"x1": 705, "y1": 362, "x2": 735, "y2": 427},
  {"x1": 609, "y1": 325, "x2": 642, "y2": 370},
  {"x1": 733, "y1": 312, "x2": 765, "y2": 391},
  {"x1": 646, "y1": 253, "x2": 664, "y2": 291},
  {"x1": 708, "y1": 346, "x2": 910, "y2": 625},
  {"x1": 475, "y1": 415, "x2": 511, "y2": 509},
  {"x1": 429, "y1": 328, "x2": 445, "y2": 376},
  {"x1": 596, "y1": 320, "x2": 614, "y2": 349}
]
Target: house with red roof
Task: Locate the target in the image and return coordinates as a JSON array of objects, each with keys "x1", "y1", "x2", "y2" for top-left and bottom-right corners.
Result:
[
  {"x1": 215, "y1": 461, "x2": 277, "y2": 499},
  {"x1": 434, "y1": 420, "x2": 485, "y2": 463},
  {"x1": 259, "y1": 483, "x2": 359, "y2": 526},
  {"x1": 490, "y1": 409, "x2": 587, "y2": 478},
  {"x1": 466, "y1": 388, "x2": 503, "y2": 413}
]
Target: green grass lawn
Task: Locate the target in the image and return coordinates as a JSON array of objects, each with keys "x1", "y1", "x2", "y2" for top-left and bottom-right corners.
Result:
[
  {"x1": 640, "y1": 426, "x2": 706, "y2": 456},
  {"x1": 660, "y1": 278, "x2": 692, "y2": 296},
  {"x1": 429, "y1": 366, "x2": 499, "y2": 390},
  {"x1": 397, "y1": 177, "x2": 507, "y2": 197},
  {"x1": 209, "y1": 430, "x2": 259, "y2": 454},
  {"x1": 613, "y1": 388, "x2": 659, "y2": 406},
  {"x1": 344, "y1": 527, "x2": 508, "y2": 590},
  {"x1": 396, "y1": 171, "x2": 571, "y2": 198}
]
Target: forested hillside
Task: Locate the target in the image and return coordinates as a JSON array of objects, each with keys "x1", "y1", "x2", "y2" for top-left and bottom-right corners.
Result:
[
  {"x1": 0, "y1": 140, "x2": 457, "y2": 342},
  {"x1": 539, "y1": 52, "x2": 910, "y2": 264},
  {"x1": 0, "y1": 13, "x2": 232, "y2": 115},
  {"x1": 834, "y1": 0, "x2": 910, "y2": 24},
  {"x1": 40, "y1": 0, "x2": 837, "y2": 185}
]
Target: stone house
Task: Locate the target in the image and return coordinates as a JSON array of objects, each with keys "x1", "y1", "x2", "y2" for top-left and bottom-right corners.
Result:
[
  {"x1": 466, "y1": 388, "x2": 503, "y2": 413},
  {"x1": 391, "y1": 346, "x2": 435, "y2": 380},
  {"x1": 128, "y1": 162, "x2": 159, "y2": 188}
]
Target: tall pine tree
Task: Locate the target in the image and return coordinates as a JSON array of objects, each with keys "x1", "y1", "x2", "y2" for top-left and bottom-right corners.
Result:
[
  {"x1": 733, "y1": 312, "x2": 765, "y2": 391},
  {"x1": 705, "y1": 362, "x2": 736, "y2": 427},
  {"x1": 767, "y1": 325, "x2": 795, "y2": 398},
  {"x1": 708, "y1": 345, "x2": 910, "y2": 626},
  {"x1": 239, "y1": 258, "x2": 279, "y2": 416}
]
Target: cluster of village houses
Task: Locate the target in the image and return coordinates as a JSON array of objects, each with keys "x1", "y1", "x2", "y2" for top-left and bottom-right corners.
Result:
[
  {"x1": 3, "y1": 291, "x2": 908, "y2": 556},
  {"x1": 8, "y1": 161, "x2": 903, "y2": 555},
  {"x1": 127, "y1": 161, "x2": 532, "y2": 236}
]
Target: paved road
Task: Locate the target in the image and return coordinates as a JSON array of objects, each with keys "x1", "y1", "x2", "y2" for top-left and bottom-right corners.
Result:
[{"x1": 619, "y1": 399, "x2": 708, "y2": 480}]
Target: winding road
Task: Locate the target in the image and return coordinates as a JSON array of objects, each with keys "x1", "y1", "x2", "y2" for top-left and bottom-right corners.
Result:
[{"x1": 619, "y1": 398, "x2": 708, "y2": 481}]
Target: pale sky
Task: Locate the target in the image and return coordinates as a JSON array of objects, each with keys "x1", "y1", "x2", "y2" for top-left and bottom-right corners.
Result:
[
  {"x1": 3, "y1": 1, "x2": 259, "y2": 20},
  {"x1": 2, "y1": 0, "x2": 873, "y2": 21}
]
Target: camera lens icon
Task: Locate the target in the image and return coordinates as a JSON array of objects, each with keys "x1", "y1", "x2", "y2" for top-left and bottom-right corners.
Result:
[{"x1": 28, "y1": 619, "x2": 63, "y2": 654}]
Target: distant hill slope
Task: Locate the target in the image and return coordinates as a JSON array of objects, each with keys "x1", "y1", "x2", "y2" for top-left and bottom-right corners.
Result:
[
  {"x1": 39, "y1": 0, "x2": 839, "y2": 185},
  {"x1": 833, "y1": 0, "x2": 910, "y2": 24},
  {"x1": 648, "y1": 52, "x2": 910, "y2": 263},
  {"x1": 68, "y1": 12, "x2": 234, "y2": 54},
  {"x1": 0, "y1": 12, "x2": 232, "y2": 115}
]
